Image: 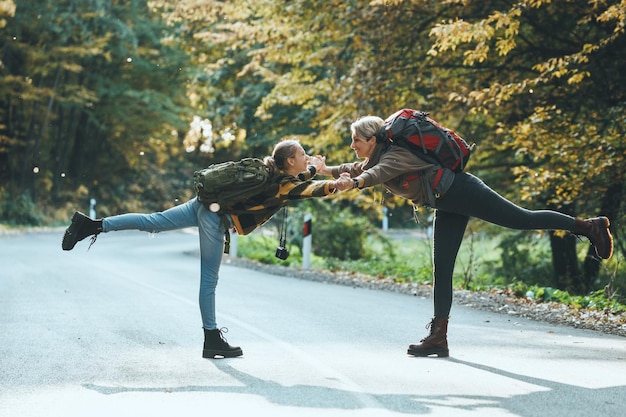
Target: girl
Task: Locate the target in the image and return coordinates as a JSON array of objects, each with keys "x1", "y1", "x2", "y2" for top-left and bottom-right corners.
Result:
[{"x1": 62, "y1": 139, "x2": 343, "y2": 359}]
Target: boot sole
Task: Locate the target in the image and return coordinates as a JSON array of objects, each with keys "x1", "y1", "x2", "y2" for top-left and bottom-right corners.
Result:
[
  {"x1": 203, "y1": 348, "x2": 243, "y2": 359},
  {"x1": 407, "y1": 347, "x2": 449, "y2": 358},
  {"x1": 596, "y1": 216, "x2": 613, "y2": 260}
]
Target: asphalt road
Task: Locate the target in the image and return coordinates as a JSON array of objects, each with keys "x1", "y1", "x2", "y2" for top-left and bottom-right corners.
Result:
[{"x1": 1, "y1": 229, "x2": 625, "y2": 417}]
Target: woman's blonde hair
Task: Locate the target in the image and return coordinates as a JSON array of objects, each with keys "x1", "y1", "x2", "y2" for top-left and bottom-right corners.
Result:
[
  {"x1": 351, "y1": 115, "x2": 384, "y2": 142},
  {"x1": 264, "y1": 139, "x2": 302, "y2": 174}
]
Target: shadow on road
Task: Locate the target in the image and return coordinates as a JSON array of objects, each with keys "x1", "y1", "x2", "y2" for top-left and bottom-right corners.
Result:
[{"x1": 82, "y1": 358, "x2": 623, "y2": 416}]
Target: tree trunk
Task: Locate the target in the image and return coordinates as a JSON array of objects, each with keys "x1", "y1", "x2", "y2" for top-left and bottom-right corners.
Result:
[{"x1": 550, "y1": 232, "x2": 584, "y2": 293}]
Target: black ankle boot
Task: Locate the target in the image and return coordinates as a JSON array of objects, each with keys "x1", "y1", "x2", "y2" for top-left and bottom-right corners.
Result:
[
  {"x1": 203, "y1": 328, "x2": 243, "y2": 359},
  {"x1": 62, "y1": 211, "x2": 103, "y2": 251}
]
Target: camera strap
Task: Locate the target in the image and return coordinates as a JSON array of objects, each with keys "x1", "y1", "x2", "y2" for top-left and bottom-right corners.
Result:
[{"x1": 278, "y1": 205, "x2": 288, "y2": 248}]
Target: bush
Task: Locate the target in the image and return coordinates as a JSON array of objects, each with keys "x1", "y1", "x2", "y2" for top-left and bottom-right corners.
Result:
[
  {"x1": 236, "y1": 233, "x2": 300, "y2": 266},
  {"x1": 496, "y1": 231, "x2": 553, "y2": 286},
  {"x1": 0, "y1": 190, "x2": 44, "y2": 225},
  {"x1": 313, "y1": 210, "x2": 377, "y2": 260},
  {"x1": 512, "y1": 282, "x2": 625, "y2": 314},
  {"x1": 283, "y1": 200, "x2": 386, "y2": 261}
]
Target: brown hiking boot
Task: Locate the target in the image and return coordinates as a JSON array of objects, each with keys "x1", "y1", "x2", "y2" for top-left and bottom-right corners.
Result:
[
  {"x1": 407, "y1": 317, "x2": 449, "y2": 357},
  {"x1": 573, "y1": 217, "x2": 613, "y2": 260}
]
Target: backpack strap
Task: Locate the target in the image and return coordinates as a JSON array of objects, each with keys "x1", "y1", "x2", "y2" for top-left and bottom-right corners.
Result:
[
  {"x1": 398, "y1": 167, "x2": 451, "y2": 208},
  {"x1": 223, "y1": 228, "x2": 230, "y2": 254},
  {"x1": 431, "y1": 168, "x2": 445, "y2": 197},
  {"x1": 219, "y1": 215, "x2": 231, "y2": 254},
  {"x1": 423, "y1": 173, "x2": 438, "y2": 208}
]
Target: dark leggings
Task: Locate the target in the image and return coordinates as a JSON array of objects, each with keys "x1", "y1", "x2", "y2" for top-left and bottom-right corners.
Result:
[{"x1": 431, "y1": 172, "x2": 576, "y2": 318}]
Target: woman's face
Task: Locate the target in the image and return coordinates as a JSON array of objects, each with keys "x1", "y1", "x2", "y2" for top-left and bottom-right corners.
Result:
[{"x1": 350, "y1": 133, "x2": 376, "y2": 159}]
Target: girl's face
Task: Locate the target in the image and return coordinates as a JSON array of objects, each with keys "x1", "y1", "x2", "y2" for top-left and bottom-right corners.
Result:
[
  {"x1": 287, "y1": 145, "x2": 310, "y2": 174},
  {"x1": 350, "y1": 133, "x2": 376, "y2": 159}
]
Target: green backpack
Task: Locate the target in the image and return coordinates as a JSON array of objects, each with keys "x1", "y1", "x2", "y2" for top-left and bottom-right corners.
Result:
[
  {"x1": 194, "y1": 157, "x2": 274, "y2": 254},
  {"x1": 193, "y1": 157, "x2": 272, "y2": 214}
]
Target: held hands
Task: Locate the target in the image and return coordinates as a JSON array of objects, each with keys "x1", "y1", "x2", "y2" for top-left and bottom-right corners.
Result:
[{"x1": 333, "y1": 172, "x2": 355, "y2": 192}]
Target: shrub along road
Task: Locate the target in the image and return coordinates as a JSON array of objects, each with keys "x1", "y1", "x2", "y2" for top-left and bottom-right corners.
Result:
[{"x1": 1, "y1": 230, "x2": 625, "y2": 417}]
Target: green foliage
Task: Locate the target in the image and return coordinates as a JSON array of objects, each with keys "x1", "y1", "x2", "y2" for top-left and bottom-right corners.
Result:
[
  {"x1": 311, "y1": 209, "x2": 378, "y2": 261},
  {"x1": 0, "y1": 189, "x2": 44, "y2": 225},
  {"x1": 325, "y1": 255, "x2": 433, "y2": 284},
  {"x1": 425, "y1": 0, "x2": 626, "y2": 273},
  {"x1": 510, "y1": 282, "x2": 625, "y2": 315},
  {"x1": 236, "y1": 233, "x2": 296, "y2": 267},
  {"x1": 1, "y1": 0, "x2": 194, "y2": 215},
  {"x1": 496, "y1": 231, "x2": 554, "y2": 286}
]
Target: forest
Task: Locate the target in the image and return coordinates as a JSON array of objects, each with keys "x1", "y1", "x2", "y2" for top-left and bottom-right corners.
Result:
[{"x1": 1, "y1": 0, "x2": 625, "y2": 296}]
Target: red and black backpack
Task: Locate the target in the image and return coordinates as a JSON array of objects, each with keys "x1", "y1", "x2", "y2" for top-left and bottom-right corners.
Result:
[{"x1": 376, "y1": 109, "x2": 475, "y2": 204}]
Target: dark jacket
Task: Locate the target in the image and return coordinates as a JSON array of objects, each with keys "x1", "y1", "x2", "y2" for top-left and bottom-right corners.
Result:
[{"x1": 330, "y1": 143, "x2": 453, "y2": 206}]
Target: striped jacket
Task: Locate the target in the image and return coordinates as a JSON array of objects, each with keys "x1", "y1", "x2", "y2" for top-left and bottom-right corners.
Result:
[{"x1": 227, "y1": 170, "x2": 335, "y2": 235}]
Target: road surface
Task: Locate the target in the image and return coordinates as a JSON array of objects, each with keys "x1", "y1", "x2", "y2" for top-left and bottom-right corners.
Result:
[{"x1": 1, "y1": 229, "x2": 625, "y2": 417}]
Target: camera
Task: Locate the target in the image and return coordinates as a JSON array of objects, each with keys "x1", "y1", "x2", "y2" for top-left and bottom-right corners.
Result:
[{"x1": 275, "y1": 246, "x2": 289, "y2": 260}]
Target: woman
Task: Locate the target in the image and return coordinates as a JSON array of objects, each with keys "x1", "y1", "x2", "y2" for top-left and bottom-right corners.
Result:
[
  {"x1": 322, "y1": 114, "x2": 614, "y2": 358},
  {"x1": 62, "y1": 139, "x2": 344, "y2": 359}
]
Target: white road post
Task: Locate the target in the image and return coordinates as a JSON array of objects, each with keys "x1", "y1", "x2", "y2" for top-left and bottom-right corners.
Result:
[
  {"x1": 89, "y1": 198, "x2": 97, "y2": 219},
  {"x1": 302, "y1": 213, "x2": 312, "y2": 270},
  {"x1": 229, "y1": 228, "x2": 238, "y2": 258},
  {"x1": 382, "y1": 206, "x2": 389, "y2": 231}
]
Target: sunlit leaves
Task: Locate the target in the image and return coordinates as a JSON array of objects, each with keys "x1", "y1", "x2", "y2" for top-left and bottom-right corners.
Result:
[
  {"x1": 424, "y1": 0, "x2": 626, "y2": 225},
  {"x1": 429, "y1": 7, "x2": 521, "y2": 64},
  {"x1": 7, "y1": 0, "x2": 616, "y2": 222},
  {"x1": 0, "y1": 0, "x2": 15, "y2": 28},
  {"x1": 597, "y1": 1, "x2": 626, "y2": 33},
  {"x1": 504, "y1": 104, "x2": 623, "y2": 212}
]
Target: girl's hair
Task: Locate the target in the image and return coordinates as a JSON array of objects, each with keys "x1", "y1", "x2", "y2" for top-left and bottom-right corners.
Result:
[
  {"x1": 351, "y1": 115, "x2": 384, "y2": 142},
  {"x1": 264, "y1": 139, "x2": 301, "y2": 174}
]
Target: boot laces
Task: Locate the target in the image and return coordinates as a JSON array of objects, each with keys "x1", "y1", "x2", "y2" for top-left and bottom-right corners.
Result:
[
  {"x1": 573, "y1": 228, "x2": 604, "y2": 261},
  {"x1": 420, "y1": 320, "x2": 435, "y2": 342},
  {"x1": 218, "y1": 327, "x2": 231, "y2": 343},
  {"x1": 425, "y1": 319, "x2": 436, "y2": 331},
  {"x1": 87, "y1": 234, "x2": 99, "y2": 251}
]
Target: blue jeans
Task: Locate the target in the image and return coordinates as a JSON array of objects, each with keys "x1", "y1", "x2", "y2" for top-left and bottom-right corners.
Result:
[{"x1": 102, "y1": 198, "x2": 226, "y2": 330}]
